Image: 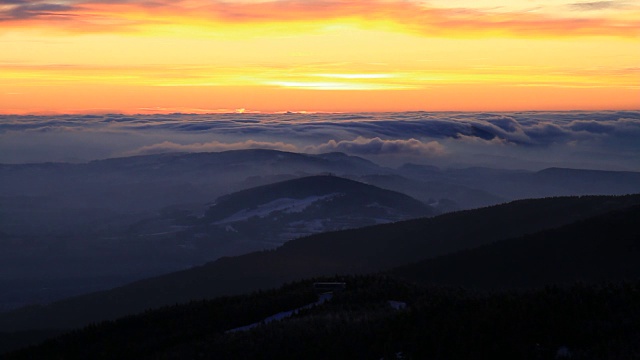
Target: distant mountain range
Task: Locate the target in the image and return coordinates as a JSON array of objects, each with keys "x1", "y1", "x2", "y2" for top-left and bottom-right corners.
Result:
[
  {"x1": 352, "y1": 173, "x2": 503, "y2": 210},
  {"x1": 3, "y1": 149, "x2": 639, "y2": 214},
  {"x1": 426, "y1": 165, "x2": 640, "y2": 201},
  {"x1": 0, "y1": 150, "x2": 386, "y2": 212}
]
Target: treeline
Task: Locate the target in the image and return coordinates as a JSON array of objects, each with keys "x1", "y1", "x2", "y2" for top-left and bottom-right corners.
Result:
[
  {"x1": 6, "y1": 276, "x2": 640, "y2": 359},
  {"x1": 4, "y1": 281, "x2": 318, "y2": 359}
]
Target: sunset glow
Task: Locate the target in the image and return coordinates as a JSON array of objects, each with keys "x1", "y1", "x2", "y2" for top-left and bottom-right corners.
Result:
[{"x1": 1, "y1": 0, "x2": 639, "y2": 113}]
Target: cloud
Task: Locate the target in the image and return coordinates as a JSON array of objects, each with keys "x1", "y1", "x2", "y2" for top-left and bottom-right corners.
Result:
[
  {"x1": 306, "y1": 137, "x2": 446, "y2": 157},
  {"x1": 454, "y1": 134, "x2": 512, "y2": 146},
  {"x1": 0, "y1": 0, "x2": 31, "y2": 4},
  {"x1": 0, "y1": 0, "x2": 637, "y2": 37},
  {"x1": 2, "y1": 112, "x2": 639, "y2": 148},
  {"x1": 569, "y1": 1, "x2": 622, "y2": 11},
  {"x1": 1, "y1": 111, "x2": 639, "y2": 170},
  {"x1": 127, "y1": 136, "x2": 447, "y2": 159},
  {"x1": 124, "y1": 139, "x2": 299, "y2": 156},
  {"x1": 0, "y1": 1, "x2": 74, "y2": 20},
  {"x1": 567, "y1": 120, "x2": 616, "y2": 133},
  {"x1": 525, "y1": 122, "x2": 571, "y2": 143}
]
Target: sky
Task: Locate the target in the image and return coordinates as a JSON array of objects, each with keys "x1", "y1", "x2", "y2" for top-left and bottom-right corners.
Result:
[{"x1": 1, "y1": 0, "x2": 639, "y2": 114}]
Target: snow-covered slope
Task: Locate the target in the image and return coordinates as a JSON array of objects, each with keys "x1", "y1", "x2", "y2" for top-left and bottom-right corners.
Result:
[
  {"x1": 213, "y1": 194, "x2": 341, "y2": 225},
  {"x1": 199, "y1": 175, "x2": 434, "y2": 245}
]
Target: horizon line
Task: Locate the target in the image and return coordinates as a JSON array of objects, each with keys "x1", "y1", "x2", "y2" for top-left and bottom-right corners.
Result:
[{"x1": 2, "y1": 108, "x2": 639, "y2": 116}]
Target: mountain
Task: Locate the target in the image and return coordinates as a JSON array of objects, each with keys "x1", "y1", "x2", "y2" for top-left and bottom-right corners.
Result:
[
  {"x1": 129, "y1": 175, "x2": 433, "y2": 252},
  {"x1": 0, "y1": 175, "x2": 430, "y2": 313},
  {"x1": 353, "y1": 174, "x2": 504, "y2": 210},
  {"x1": 0, "y1": 150, "x2": 393, "y2": 307},
  {"x1": 0, "y1": 150, "x2": 389, "y2": 212},
  {"x1": 442, "y1": 166, "x2": 640, "y2": 201},
  {"x1": 1, "y1": 150, "x2": 397, "y2": 292},
  {"x1": 391, "y1": 203, "x2": 640, "y2": 289},
  {"x1": 532, "y1": 167, "x2": 640, "y2": 196},
  {"x1": 396, "y1": 163, "x2": 640, "y2": 203},
  {"x1": 123, "y1": 175, "x2": 435, "y2": 265},
  {"x1": 202, "y1": 175, "x2": 434, "y2": 241},
  {"x1": 1, "y1": 194, "x2": 638, "y2": 333}
]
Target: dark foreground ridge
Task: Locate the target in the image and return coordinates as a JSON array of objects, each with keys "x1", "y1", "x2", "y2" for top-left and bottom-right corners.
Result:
[
  {"x1": 391, "y1": 203, "x2": 640, "y2": 288},
  {"x1": 5, "y1": 276, "x2": 640, "y2": 359},
  {"x1": 1, "y1": 194, "x2": 639, "y2": 336}
]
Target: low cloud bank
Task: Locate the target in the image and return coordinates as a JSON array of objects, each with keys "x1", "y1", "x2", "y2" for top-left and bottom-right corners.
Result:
[
  {"x1": 1, "y1": 111, "x2": 638, "y2": 170},
  {"x1": 126, "y1": 140, "x2": 298, "y2": 156},
  {"x1": 307, "y1": 137, "x2": 446, "y2": 157}
]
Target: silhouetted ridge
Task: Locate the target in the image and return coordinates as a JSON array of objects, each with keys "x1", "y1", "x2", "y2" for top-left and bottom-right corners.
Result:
[
  {"x1": 536, "y1": 167, "x2": 640, "y2": 176},
  {"x1": 531, "y1": 167, "x2": 640, "y2": 195},
  {"x1": 1, "y1": 194, "x2": 638, "y2": 332},
  {"x1": 5, "y1": 276, "x2": 640, "y2": 359},
  {"x1": 391, "y1": 203, "x2": 640, "y2": 289}
]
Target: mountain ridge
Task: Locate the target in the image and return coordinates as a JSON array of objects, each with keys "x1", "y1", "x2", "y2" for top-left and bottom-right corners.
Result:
[
  {"x1": 204, "y1": 175, "x2": 433, "y2": 223},
  {"x1": 390, "y1": 203, "x2": 640, "y2": 289},
  {"x1": 1, "y1": 194, "x2": 639, "y2": 332}
]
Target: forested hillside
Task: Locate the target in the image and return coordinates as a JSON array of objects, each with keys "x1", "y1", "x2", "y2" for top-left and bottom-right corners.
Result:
[
  {"x1": 2, "y1": 195, "x2": 639, "y2": 333},
  {"x1": 391, "y1": 204, "x2": 640, "y2": 289},
  {"x1": 5, "y1": 276, "x2": 640, "y2": 359}
]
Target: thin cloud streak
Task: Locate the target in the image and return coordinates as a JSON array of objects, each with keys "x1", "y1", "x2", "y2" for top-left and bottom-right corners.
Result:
[
  {"x1": 125, "y1": 139, "x2": 298, "y2": 155},
  {"x1": 569, "y1": 1, "x2": 623, "y2": 11},
  {"x1": 0, "y1": 0, "x2": 637, "y2": 37}
]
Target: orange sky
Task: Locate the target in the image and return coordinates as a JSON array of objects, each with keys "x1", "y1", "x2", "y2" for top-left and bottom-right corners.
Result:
[{"x1": 1, "y1": 0, "x2": 639, "y2": 114}]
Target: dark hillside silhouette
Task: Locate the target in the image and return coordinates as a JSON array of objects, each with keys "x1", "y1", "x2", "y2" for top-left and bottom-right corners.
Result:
[
  {"x1": 5, "y1": 276, "x2": 640, "y2": 359},
  {"x1": 1, "y1": 194, "x2": 639, "y2": 332},
  {"x1": 391, "y1": 204, "x2": 640, "y2": 289}
]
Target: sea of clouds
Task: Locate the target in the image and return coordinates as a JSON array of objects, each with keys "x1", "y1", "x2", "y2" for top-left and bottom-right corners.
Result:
[{"x1": 1, "y1": 111, "x2": 639, "y2": 170}]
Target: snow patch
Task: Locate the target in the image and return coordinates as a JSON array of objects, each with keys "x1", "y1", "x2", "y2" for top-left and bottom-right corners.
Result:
[
  {"x1": 214, "y1": 194, "x2": 340, "y2": 225},
  {"x1": 287, "y1": 219, "x2": 327, "y2": 232},
  {"x1": 388, "y1": 300, "x2": 407, "y2": 310},
  {"x1": 227, "y1": 293, "x2": 333, "y2": 333},
  {"x1": 366, "y1": 202, "x2": 397, "y2": 214}
]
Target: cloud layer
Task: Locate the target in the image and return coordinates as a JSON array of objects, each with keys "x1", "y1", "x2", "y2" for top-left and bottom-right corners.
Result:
[
  {"x1": 1, "y1": 0, "x2": 637, "y2": 37},
  {"x1": 126, "y1": 139, "x2": 298, "y2": 155},
  {"x1": 1, "y1": 111, "x2": 639, "y2": 170},
  {"x1": 307, "y1": 137, "x2": 446, "y2": 157}
]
